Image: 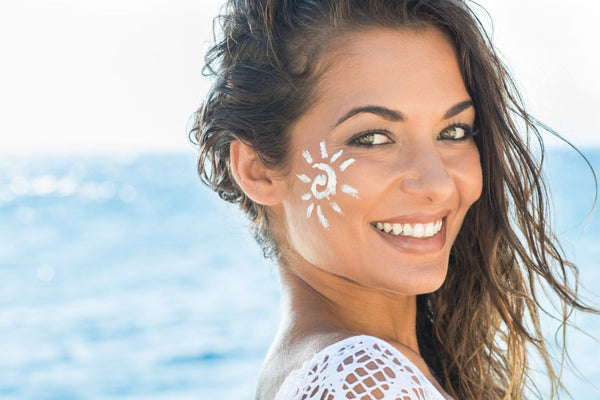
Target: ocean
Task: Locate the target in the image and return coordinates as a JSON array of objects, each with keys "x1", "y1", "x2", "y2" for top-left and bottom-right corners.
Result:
[{"x1": 1, "y1": 149, "x2": 598, "y2": 399}]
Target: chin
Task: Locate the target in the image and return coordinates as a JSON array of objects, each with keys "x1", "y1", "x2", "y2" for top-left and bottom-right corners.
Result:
[{"x1": 372, "y1": 260, "x2": 449, "y2": 295}]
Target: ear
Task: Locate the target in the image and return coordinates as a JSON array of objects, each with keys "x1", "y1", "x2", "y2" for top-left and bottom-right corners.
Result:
[{"x1": 229, "y1": 140, "x2": 285, "y2": 206}]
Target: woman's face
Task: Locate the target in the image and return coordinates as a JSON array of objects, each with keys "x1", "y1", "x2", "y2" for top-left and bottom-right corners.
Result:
[{"x1": 276, "y1": 27, "x2": 482, "y2": 294}]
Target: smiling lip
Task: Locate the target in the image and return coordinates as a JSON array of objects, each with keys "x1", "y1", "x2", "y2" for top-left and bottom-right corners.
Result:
[
  {"x1": 372, "y1": 209, "x2": 451, "y2": 225},
  {"x1": 370, "y1": 210, "x2": 450, "y2": 254}
]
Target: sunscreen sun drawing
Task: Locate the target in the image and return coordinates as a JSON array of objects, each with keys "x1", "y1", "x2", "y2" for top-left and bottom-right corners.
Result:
[{"x1": 296, "y1": 140, "x2": 358, "y2": 229}]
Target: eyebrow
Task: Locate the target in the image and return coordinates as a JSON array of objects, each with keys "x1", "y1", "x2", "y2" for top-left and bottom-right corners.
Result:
[
  {"x1": 334, "y1": 100, "x2": 474, "y2": 127},
  {"x1": 335, "y1": 106, "x2": 404, "y2": 126},
  {"x1": 443, "y1": 100, "x2": 474, "y2": 119}
]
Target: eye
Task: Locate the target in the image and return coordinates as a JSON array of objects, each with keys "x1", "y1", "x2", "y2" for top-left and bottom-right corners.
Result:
[
  {"x1": 349, "y1": 131, "x2": 393, "y2": 147},
  {"x1": 438, "y1": 124, "x2": 473, "y2": 141}
]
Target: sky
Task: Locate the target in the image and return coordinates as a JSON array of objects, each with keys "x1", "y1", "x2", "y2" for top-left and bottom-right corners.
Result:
[{"x1": 0, "y1": 0, "x2": 599, "y2": 154}]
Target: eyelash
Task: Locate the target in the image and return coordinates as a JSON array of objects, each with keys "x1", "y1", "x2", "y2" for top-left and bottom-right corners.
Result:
[
  {"x1": 347, "y1": 129, "x2": 393, "y2": 147},
  {"x1": 439, "y1": 123, "x2": 477, "y2": 142},
  {"x1": 348, "y1": 123, "x2": 477, "y2": 147}
]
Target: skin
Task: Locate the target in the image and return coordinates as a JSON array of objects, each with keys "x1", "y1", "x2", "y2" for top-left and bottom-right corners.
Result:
[{"x1": 254, "y1": 27, "x2": 483, "y2": 400}]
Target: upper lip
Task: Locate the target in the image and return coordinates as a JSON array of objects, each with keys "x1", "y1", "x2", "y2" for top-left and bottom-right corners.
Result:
[{"x1": 371, "y1": 209, "x2": 451, "y2": 224}]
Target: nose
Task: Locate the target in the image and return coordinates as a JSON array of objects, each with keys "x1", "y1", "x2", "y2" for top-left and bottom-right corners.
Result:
[{"x1": 399, "y1": 144, "x2": 455, "y2": 203}]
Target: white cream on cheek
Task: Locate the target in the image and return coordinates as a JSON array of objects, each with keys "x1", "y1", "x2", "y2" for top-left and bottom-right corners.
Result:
[{"x1": 296, "y1": 140, "x2": 359, "y2": 229}]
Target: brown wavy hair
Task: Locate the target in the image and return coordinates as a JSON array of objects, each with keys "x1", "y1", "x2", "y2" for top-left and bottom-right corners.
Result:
[{"x1": 191, "y1": 0, "x2": 597, "y2": 398}]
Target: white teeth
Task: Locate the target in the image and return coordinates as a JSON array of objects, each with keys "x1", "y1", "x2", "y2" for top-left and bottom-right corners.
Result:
[
  {"x1": 372, "y1": 219, "x2": 443, "y2": 238},
  {"x1": 413, "y1": 224, "x2": 424, "y2": 238},
  {"x1": 424, "y1": 222, "x2": 435, "y2": 237}
]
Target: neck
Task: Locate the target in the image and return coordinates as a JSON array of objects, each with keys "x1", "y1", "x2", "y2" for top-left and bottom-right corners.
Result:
[{"x1": 278, "y1": 258, "x2": 420, "y2": 354}]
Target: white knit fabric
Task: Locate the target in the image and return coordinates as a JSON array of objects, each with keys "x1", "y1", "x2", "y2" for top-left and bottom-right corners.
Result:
[{"x1": 275, "y1": 335, "x2": 446, "y2": 400}]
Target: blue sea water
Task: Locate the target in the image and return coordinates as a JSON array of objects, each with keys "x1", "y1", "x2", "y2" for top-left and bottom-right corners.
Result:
[{"x1": 0, "y1": 149, "x2": 599, "y2": 399}]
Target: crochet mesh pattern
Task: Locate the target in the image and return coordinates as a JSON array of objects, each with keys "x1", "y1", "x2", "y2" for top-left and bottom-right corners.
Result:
[{"x1": 275, "y1": 335, "x2": 445, "y2": 400}]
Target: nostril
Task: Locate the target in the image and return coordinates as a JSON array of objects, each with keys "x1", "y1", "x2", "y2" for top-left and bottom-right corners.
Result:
[{"x1": 400, "y1": 167, "x2": 454, "y2": 202}]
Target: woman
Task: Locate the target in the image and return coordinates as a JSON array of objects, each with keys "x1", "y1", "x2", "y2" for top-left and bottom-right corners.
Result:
[{"x1": 192, "y1": 0, "x2": 596, "y2": 398}]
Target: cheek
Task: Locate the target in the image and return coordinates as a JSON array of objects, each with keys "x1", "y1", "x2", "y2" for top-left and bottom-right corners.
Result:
[
  {"x1": 447, "y1": 146, "x2": 483, "y2": 207},
  {"x1": 281, "y1": 149, "x2": 365, "y2": 262},
  {"x1": 290, "y1": 149, "x2": 363, "y2": 226}
]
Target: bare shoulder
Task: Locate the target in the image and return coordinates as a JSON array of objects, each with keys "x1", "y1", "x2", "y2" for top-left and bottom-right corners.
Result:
[
  {"x1": 256, "y1": 332, "x2": 453, "y2": 400},
  {"x1": 255, "y1": 328, "x2": 350, "y2": 400}
]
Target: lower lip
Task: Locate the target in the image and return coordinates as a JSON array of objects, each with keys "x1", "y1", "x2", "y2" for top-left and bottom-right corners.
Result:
[{"x1": 371, "y1": 220, "x2": 447, "y2": 254}]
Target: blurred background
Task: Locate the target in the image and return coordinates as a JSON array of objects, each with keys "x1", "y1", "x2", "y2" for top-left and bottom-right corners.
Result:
[{"x1": 0, "y1": 0, "x2": 598, "y2": 399}]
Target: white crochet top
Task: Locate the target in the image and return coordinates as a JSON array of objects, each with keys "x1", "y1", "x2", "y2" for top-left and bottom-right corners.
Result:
[{"x1": 275, "y1": 335, "x2": 447, "y2": 400}]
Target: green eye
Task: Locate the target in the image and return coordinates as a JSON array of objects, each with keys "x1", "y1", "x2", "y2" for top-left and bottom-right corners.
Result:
[
  {"x1": 439, "y1": 125, "x2": 470, "y2": 140},
  {"x1": 352, "y1": 132, "x2": 392, "y2": 146}
]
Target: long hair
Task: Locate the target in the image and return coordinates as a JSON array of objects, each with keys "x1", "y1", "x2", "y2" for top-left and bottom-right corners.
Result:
[{"x1": 191, "y1": 0, "x2": 597, "y2": 398}]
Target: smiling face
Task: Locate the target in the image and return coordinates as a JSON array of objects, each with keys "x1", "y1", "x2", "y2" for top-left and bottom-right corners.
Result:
[{"x1": 274, "y1": 27, "x2": 483, "y2": 295}]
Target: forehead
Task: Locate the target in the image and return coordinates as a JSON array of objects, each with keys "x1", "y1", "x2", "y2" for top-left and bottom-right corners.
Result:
[{"x1": 309, "y1": 27, "x2": 469, "y2": 119}]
